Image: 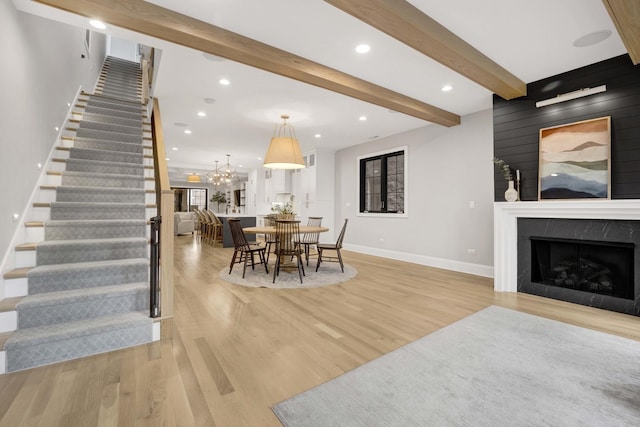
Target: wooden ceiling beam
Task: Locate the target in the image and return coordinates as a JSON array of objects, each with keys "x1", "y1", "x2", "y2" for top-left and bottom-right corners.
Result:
[
  {"x1": 324, "y1": 0, "x2": 526, "y2": 100},
  {"x1": 602, "y1": 0, "x2": 640, "y2": 65},
  {"x1": 34, "y1": 0, "x2": 460, "y2": 127}
]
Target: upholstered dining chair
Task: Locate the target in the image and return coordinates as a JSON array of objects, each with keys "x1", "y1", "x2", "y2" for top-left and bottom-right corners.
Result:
[
  {"x1": 273, "y1": 220, "x2": 305, "y2": 284},
  {"x1": 228, "y1": 218, "x2": 269, "y2": 278},
  {"x1": 296, "y1": 216, "x2": 323, "y2": 266},
  {"x1": 316, "y1": 218, "x2": 348, "y2": 273}
]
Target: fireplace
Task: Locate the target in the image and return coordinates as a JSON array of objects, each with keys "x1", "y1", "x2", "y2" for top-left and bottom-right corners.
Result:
[
  {"x1": 518, "y1": 218, "x2": 640, "y2": 316},
  {"x1": 493, "y1": 199, "x2": 640, "y2": 316},
  {"x1": 530, "y1": 237, "x2": 634, "y2": 300}
]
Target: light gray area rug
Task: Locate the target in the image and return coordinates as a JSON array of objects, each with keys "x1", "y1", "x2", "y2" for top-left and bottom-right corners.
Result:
[
  {"x1": 219, "y1": 262, "x2": 357, "y2": 289},
  {"x1": 273, "y1": 305, "x2": 640, "y2": 426}
]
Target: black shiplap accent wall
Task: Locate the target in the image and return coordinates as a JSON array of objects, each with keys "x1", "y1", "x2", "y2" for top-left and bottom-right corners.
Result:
[{"x1": 493, "y1": 54, "x2": 640, "y2": 201}]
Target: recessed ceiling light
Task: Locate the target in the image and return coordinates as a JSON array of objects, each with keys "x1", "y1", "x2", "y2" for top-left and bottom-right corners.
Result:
[
  {"x1": 442, "y1": 85, "x2": 453, "y2": 92},
  {"x1": 172, "y1": 147, "x2": 179, "y2": 151},
  {"x1": 89, "y1": 19, "x2": 106, "y2": 30},
  {"x1": 573, "y1": 30, "x2": 612, "y2": 47},
  {"x1": 257, "y1": 157, "x2": 263, "y2": 161},
  {"x1": 238, "y1": 164, "x2": 243, "y2": 168},
  {"x1": 359, "y1": 116, "x2": 367, "y2": 121},
  {"x1": 197, "y1": 111, "x2": 206, "y2": 117},
  {"x1": 166, "y1": 158, "x2": 170, "y2": 161},
  {"x1": 314, "y1": 134, "x2": 322, "y2": 138},
  {"x1": 184, "y1": 130, "x2": 192, "y2": 134},
  {"x1": 54, "y1": 126, "x2": 59, "y2": 131},
  {"x1": 355, "y1": 44, "x2": 370, "y2": 53},
  {"x1": 219, "y1": 78, "x2": 230, "y2": 86}
]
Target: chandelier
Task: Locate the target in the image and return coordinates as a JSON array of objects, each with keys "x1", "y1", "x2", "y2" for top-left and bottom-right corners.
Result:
[
  {"x1": 221, "y1": 154, "x2": 237, "y2": 184},
  {"x1": 209, "y1": 155, "x2": 237, "y2": 186},
  {"x1": 208, "y1": 160, "x2": 223, "y2": 186},
  {"x1": 263, "y1": 115, "x2": 305, "y2": 169}
]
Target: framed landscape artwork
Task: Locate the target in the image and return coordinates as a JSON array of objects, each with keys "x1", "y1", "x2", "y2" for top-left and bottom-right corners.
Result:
[{"x1": 538, "y1": 116, "x2": 611, "y2": 200}]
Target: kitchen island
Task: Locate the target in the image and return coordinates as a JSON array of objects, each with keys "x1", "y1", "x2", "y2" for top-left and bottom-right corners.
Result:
[{"x1": 215, "y1": 214, "x2": 256, "y2": 248}]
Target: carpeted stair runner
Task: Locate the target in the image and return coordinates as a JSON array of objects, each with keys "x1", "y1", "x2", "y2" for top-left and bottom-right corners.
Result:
[{"x1": 4, "y1": 56, "x2": 154, "y2": 372}]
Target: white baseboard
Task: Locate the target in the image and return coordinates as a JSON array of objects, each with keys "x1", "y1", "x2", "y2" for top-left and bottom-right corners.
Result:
[
  {"x1": 0, "y1": 352, "x2": 5, "y2": 375},
  {"x1": 344, "y1": 244, "x2": 494, "y2": 278}
]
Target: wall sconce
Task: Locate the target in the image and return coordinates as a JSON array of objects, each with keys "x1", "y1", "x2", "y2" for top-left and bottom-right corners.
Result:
[{"x1": 535, "y1": 85, "x2": 606, "y2": 108}]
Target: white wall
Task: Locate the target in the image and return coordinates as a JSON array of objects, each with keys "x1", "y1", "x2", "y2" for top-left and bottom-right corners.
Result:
[
  {"x1": 0, "y1": 3, "x2": 106, "y2": 268},
  {"x1": 334, "y1": 109, "x2": 495, "y2": 277},
  {"x1": 108, "y1": 36, "x2": 139, "y2": 62}
]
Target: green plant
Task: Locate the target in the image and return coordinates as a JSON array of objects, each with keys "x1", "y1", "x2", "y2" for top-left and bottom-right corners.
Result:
[
  {"x1": 272, "y1": 195, "x2": 296, "y2": 215},
  {"x1": 492, "y1": 157, "x2": 513, "y2": 181},
  {"x1": 210, "y1": 191, "x2": 227, "y2": 211}
]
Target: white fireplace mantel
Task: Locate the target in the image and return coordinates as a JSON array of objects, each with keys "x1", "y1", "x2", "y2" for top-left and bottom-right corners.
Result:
[{"x1": 494, "y1": 200, "x2": 640, "y2": 292}]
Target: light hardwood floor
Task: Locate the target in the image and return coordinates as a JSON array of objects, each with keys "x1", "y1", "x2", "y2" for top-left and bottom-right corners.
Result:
[{"x1": 0, "y1": 235, "x2": 638, "y2": 426}]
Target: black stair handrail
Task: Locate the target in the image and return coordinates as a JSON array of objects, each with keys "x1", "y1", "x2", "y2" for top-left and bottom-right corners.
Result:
[{"x1": 150, "y1": 215, "x2": 161, "y2": 318}]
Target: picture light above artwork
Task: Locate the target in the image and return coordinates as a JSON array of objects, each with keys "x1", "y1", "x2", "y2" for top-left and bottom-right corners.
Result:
[{"x1": 535, "y1": 85, "x2": 607, "y2": 108}]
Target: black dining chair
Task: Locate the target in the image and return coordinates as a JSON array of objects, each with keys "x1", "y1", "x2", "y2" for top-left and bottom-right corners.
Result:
[
  {"x1": 316, "y1": 218, "x2": 348, "y2": 273},
  {"x1": 263, "y1": 214, "x2": 277, "y2": 264},
  {"x1": 273, "y1": 220, "x2": 305, "y2": 284},
  {"x1": 296, "y1": 216, "x2": 323, "y2": 266},
  {"x1": 228, "y1": 218, "x2": 269, "y2": 278}
]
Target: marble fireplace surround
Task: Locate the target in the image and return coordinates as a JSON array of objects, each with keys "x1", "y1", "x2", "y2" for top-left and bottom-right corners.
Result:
[{"x1": 494, "y1": 200, "x2": 640, "y2": 292}]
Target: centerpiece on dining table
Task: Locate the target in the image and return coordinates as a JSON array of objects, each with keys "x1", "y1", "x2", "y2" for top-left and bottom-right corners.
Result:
[{"x1": 271, "y1": 195, "x2": 296, "y2": 220}]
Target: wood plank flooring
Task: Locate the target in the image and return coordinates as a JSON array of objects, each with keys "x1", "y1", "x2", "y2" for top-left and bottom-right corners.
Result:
[{"x1": 0, "y1": 235, "x2": 638, "y2": 426}]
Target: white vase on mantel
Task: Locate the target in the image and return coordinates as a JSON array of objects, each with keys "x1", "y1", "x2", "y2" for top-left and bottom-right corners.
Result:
[{"x1": 505, "y1": 180, "x2": 518, "y2": 202}]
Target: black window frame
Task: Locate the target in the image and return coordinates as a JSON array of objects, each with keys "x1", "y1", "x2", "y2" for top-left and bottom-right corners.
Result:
[{"x1": 359, "y1": 149, "x2": 405, "y2": 214}]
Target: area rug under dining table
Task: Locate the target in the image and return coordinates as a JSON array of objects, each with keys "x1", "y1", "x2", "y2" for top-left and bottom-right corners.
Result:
[
  {"x1": 272, "y1": 305, "x2": 640, "y2": 426},
  {"x1": 220, "y1": 262, "x2": 357, "y2": 289}
]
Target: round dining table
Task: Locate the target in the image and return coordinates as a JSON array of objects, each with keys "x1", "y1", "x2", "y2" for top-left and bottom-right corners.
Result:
[{"x1": 243, "y1": 225, "x2": 329, "y2": 234}]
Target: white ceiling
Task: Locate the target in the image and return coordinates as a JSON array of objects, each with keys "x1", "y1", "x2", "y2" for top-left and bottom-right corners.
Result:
[{"x1": 15, "y1": 0, "x2": 627, "y2": 181}]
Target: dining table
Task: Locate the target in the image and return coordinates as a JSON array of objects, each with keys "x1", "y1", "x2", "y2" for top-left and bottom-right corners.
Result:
[
  {"x1": 242, "y1": 225, "x2": 329, "y2": 235},
  {"x1": 243, "y1": 225, "x2": 330, "y2": 273}
]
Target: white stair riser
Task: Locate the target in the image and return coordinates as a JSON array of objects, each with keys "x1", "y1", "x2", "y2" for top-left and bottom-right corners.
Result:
[
  {"x1": 50, "y1": 162, "x2": 65, "y2": 172},
  {"x1": 54, "y1": 149, "x2": 70, "y2": 160},
  {"x1": 31, "y1": 207, "x2": 50, "y2": 222},
  {"x1": 15, "y1": 252, "x2": 35, "y2": 269},
  {"x1": 4, "y1": 278, "x2": 28, "y2": 298},
  {"x1": 25, "y1": 227, "x2": 44, "y2": 242},
  {"x1": 0, "y1": 311, "x2": 17, "y2": 333},
  {"x1": 38, "y1": 189, "x2": 57, "y2": 203},
  {"x1": 45, "y1": 175, "x2": 62, "y2": 186}
]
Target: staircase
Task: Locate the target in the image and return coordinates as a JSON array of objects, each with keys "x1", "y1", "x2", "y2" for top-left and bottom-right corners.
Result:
[{"x1": 0, "y1": 57, "x2": 156, "y2": 373}]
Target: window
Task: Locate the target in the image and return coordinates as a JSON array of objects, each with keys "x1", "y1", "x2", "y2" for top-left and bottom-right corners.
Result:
[
  {"x1": 189, "y1": 188, "x2": 207, "y2": 211},
  {"x1": 359, "y1": 148, "x2": 406, "y2": 214}
]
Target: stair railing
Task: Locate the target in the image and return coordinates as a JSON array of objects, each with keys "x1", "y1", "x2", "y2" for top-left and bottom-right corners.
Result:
[
  {"x1": 149, "y1": 215, "x2": 161, "y2": 317},
  {"x1": 150, "y1": 98, "x2": 174, "y2": 338}
]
